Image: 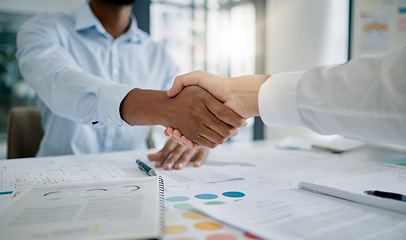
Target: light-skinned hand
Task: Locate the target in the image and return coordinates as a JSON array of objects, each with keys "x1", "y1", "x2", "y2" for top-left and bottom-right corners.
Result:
[{"x1": 165, "y1": 70, "x2": 269, "y2": 148}]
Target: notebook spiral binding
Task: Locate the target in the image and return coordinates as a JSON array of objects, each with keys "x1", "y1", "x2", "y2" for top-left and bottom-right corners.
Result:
[{"x1": 158, "y1": 176, "x2": 165, "y2": 239}]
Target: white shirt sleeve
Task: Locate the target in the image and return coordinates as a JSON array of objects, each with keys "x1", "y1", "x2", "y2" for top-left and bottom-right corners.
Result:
[
  {"x1": 258, "y1": 72, "x2": 305, "y2": 127},
  {"x1": 259, "y1": 47, "x2": 406, "y2": 146}
]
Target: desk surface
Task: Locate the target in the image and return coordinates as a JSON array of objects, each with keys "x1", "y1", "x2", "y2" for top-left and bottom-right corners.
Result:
[{"x1": 1, "y1": 140, "x2": 406, "y2": 239}]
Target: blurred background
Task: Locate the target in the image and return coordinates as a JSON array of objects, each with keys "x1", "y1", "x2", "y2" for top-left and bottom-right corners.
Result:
[{"x1": 0, "y1": 0, "x2": 405, "y2": 158}]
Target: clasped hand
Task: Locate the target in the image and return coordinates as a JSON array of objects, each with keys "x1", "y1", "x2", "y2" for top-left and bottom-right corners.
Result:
[
  {"x1": 120, "y1": 84, "x2": 246, "y2": 149},
  {"x1": 162, "y1": 86, "x2": 245, "y2": 148},
  {"x1": 163, "y1": 70, "x2": 267, "y2": 148}
]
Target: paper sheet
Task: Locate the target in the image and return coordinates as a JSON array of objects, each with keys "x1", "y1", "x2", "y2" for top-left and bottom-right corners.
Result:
[
  {"x1": 308, "y1": 163, "x2": 406, "y2": 195},
  {"x1": 0, "y1": 150, "x2": 243, "y2": 193},
  {"x1": 0, "y1": 178, "x2": 163, "y2": 240},
  {"x1": 299, "y1": 181, "x2": 406, "y2": 214},
  {"x1": 0, "y1": 193, "x2": 13, "y2": 215},
  {"x1": 2, "y1": 141, "x2": 406, "y2": 239},
  {"x1": 192, "y1": 186, "x2": 406, "y2": 240}
]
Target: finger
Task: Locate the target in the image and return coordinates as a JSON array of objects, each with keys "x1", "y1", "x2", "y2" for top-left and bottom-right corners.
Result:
[
  {"x1": 163, "y1": 145, "x2": 187, "y2": 170},
  {"x1": 172, "y1": 127, "x2": 219, "y2": 149},
  {"x1": 174, "y1": 149, "x2": 196, "y2": 170},
  {"x1": 230, "y1": 128, "x2": 239, "y2": 138},
  {"x1": 169, "y1": 71, "x2": 227, "y2": 103},
  {"x1": 192, "y1": 142, "x2": 203, "y2": 148},
  {"x1": 167, "y1": 71, "x2": 202, "y2": 97},
  {"x1": 170, "y1": 135, "x2": 184, "y2": 145},
  {"x1": 171, "y1": 118, "x2": 227, "y2": 148},
  {"x1": 194, "y1": 134, "x2": 219, "y2": 149},
  {"x1": 193, "y1": 148, "x2": 209, "y2": 167},
  {"x1": 179, "y1": 134, "x2": 194, "y2": 148},
  {"x1": 191, "y1": 93, "x2": 241, "y2": 141},
  {"x1": 206, "y1": 97, "x2": 247, "y2": 129},
  {"x1": 147, "y1": 152, "x2": 160, "y2": 161},
  {"x1": 172, "y1": 129, "x2": 198, "y2": 148},
  {"x1": 147, "y1": 144, "x2": 166, "y2": 161},
  {"x1": 196, "y1": 122, "x2": 230, "y2": 146},
  {"x1": 173, "y1": 130, "x2": 183, "y2": 142},
  {"x1": 167, "y1": 127, "x2": 174, "y2": 136},
  {"x1": 154, "y1": 140, "x2": 177, "y2": 168}
]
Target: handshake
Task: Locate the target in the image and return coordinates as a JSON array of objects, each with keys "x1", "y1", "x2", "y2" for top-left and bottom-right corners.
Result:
[
  {"x1": 123, "y1": 48, "x2": 406, "y2": 154},
  {"x1": 121, "y1": 70, "x2": 269, "y2": 149},
  {"x1": 120, "y1": 70, "x2": 269, "y2": 148},
  {"x1": 163, "y1": 70, "x2": 269, "y2": 148}
]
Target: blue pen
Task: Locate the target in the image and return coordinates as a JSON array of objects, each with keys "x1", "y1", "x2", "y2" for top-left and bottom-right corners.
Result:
[
  {"x1": 136, "y1": 159, "x2": 157, "y2": 176},
  {"x1": 364, "y1": 190, "x2": 406, "y2": 202}
]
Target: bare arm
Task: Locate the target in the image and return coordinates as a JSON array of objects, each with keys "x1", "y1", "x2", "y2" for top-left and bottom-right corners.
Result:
[{"x1": 120, "y1": 86, "x2": 247, "y2": 148}]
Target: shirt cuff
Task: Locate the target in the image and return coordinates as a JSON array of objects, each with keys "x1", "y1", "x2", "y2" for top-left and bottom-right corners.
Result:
[
  {"x1": 98, "y1": 83, "x2": 135, "y2": 127},
  {"x1": 258, "y1": 72, "x2": 305, "y2": 127}
]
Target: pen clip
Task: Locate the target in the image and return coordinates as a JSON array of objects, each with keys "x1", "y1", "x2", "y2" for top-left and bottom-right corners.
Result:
[{"x1": 138, "y1": 165, "x2": 147, "y2": 172}]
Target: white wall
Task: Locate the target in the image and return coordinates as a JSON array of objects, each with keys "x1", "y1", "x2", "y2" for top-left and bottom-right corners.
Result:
[
  {"x1": 0, "y1": 0, "x2": 86, "y2": 15},
  {"x1": 263, "y1": 0, "x2": 349, "y2": 140}
]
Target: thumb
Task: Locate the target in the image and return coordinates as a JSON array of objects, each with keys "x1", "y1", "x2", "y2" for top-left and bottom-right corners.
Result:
[{"x1": 167, "y1": 70, "x2": 203, "y2": 97}]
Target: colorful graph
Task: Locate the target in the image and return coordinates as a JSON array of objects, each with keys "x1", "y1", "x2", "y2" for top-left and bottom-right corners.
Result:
[
  {"x1": 359, "y1": 11, "x2": 389, "y2": 34},
  {"x1": 164, "y1": 189, "x2": 261, "y2": 240},
  {"x1": 362, "y1": 21, "x2": 389, "y2": 33}
]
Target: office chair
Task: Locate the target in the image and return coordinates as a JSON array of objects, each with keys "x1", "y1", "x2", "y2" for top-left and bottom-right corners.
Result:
[
  {"x1": 7, "y1": 107, "x2": 44, "y2": 159},
  {"x1": 6, "y1": 107, "x2": 156, "y2": 159}
]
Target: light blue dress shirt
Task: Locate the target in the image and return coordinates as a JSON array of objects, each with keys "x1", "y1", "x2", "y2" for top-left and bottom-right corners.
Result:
[{"x1": 16, "y1": 3, "x2": 179, "y2": 156}]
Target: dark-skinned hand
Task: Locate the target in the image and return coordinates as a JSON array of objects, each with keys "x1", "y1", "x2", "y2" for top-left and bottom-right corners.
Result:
[
  {"x1": 120, "y1": 86, "x2": 246, "y2": 148},
  {"x1": 147, "y1": 138, "x2": 209, "y2": 170}
]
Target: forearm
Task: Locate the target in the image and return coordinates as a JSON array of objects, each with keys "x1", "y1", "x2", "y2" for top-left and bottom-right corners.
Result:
[
  {"x1": 120, "y1": 88, "x2": 170, "y2": 126},
  {"x1": 121, "y1": 86, "x2": 244, "y2": 148},
  {"x1": 228, "y1": 75, "x2": 269, "y2": 118}
]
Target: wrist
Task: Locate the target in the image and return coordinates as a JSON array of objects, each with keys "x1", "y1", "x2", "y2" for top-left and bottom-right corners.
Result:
[
  {"x1": 229, "y1": 75, "x2": 268, "y2": 118},
  {"x1": 120, "y1": 88, "x2": 170, "y2": 126}
]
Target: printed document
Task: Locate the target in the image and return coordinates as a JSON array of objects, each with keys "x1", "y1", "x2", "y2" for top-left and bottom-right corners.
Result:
[{"x1": 0, "y1": 177, "x2": 164, "y2": 240}]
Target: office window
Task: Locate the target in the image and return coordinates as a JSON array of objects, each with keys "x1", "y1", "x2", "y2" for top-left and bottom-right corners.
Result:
[
  {"x1": 0, "y1": 12, "x2": 35, "y2": 159},
  {"x1": 206, "y1": 0, "x2": 256, "y2": 77},
  {"x1": 150, "y1": 0, "x2": 265, "y2": 142},
  {"x1": 150, "y1": 0, "x2": 206, "y2": 74}
]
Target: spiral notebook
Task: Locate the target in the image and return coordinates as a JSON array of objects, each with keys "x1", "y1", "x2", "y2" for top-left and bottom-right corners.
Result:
[{"x1": 0, "y1": 176, "x2": 165, "y2": 240}]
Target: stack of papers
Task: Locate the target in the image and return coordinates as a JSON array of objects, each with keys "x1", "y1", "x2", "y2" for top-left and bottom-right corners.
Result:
[{"x1": 192, "y1": 182, "x2": 406, "y2": 240}]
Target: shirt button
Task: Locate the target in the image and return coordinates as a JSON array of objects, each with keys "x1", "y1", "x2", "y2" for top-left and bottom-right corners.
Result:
[
  {"x1": 113, "y1": 68, "x2": 119, "y2": 75},
  {"x1": 117, "y1": 125, "x2": 122, "y2": 128},
  {"x1": 80, "y1": 118, "x2": 84, "y2": 123},
  {"x1": 107, "y1": 117, "x2": 113, "y2": 124}
]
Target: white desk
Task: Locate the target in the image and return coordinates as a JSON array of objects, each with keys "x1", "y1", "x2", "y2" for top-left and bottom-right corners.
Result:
[{"x1": 1, "y1": 140, "x2": 406, "y2": 239}]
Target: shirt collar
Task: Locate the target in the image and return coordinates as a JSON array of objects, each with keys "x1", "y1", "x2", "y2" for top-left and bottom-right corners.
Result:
[{"x1": 73, "y1": 2, "x2": 141, "y2": 42}]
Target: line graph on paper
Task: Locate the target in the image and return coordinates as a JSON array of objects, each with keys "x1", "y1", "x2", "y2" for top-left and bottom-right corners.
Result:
[
  {"x1": 0, "y1": 151, "x2": 244, "y2": 192},
  {"x1": 0, "y1": 152, "x2": 147, "y2": 192}
]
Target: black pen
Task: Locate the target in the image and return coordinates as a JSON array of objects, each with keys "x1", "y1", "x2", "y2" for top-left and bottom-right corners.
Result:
[
  {"x1": 364, "y1": 190, "x2": 406, "y2": 202},
  {"x1": 136, "y1": 159, "x2": 157, "y2": 176}
]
